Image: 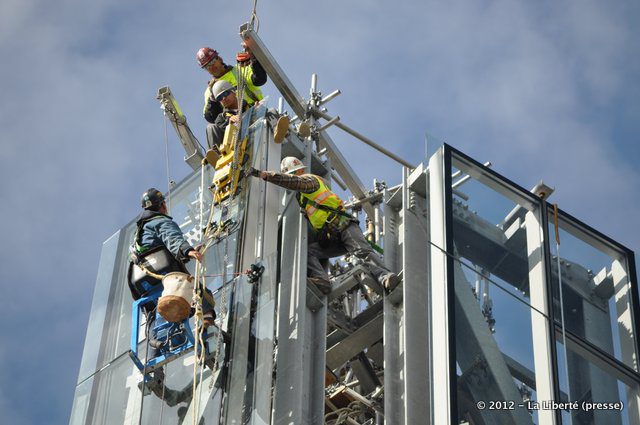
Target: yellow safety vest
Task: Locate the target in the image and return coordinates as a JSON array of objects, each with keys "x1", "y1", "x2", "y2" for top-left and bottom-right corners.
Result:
[
  {"x1": 298, "y1": 175, "x2": 344, "y2": 230},
  {"x1": 202, "y1": 65, "x2": 264, "y2": 115}
]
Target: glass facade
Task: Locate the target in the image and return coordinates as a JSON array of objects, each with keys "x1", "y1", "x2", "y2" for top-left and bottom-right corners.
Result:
[
  {"x1": 70, "y1": 104, "x2": 279, "y2": 425},
  {"x1": 72, "y1": 136, "x2": 639, "y2": 425},
  {"x1": 441, "y1": 145, "x2": 640, "y2": 425}
]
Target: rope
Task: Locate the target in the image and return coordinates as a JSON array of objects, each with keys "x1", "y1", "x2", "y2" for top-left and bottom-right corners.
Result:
[
  {"x1": 249, "y1": 0, "x2": 260, "y2": 32},
  {"x1": 162, "y1": 110, "x2": 172, "y2": 213},
  {"x1": 553, "y1": 204, "x2": 572, "y2": 420},
  {"x1": 136, "y1": 262, "x2": 165, "y2": 281},
  {"x1": 191, "y1": 163, "x2": 208, "y2": 425},
  {"x1": 406, "y1": 209, "x2": 552, "y2": 320},
  {"x1": 324, "y1": 401, "x2": 364, "y2": 425}
]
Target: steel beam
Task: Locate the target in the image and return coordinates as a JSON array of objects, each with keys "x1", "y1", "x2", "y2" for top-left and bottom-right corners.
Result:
[
  {"x1": 156, "y1": 86, "x2": 204, "y2": 170},
  {"x1": 240, "y1": 27, "x2": 376, "y2": 219}
]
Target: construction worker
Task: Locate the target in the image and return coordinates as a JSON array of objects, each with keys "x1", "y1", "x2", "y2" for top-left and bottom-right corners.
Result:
[
  {"x1": 197, "y1": 46, "x2": 266, "y2": 125},
  {"x1": 205, "y1": 80, "x2": 249, "y2": 149},
  {"x1": 206, "y1": 79, "x2": 290, "y2": 151},
  {"x1": 247, "y1": 157, "x2": 399, "y2": 294},
  {"x1": 128, "y1": 188, "x2": 216, "y2": 327}
]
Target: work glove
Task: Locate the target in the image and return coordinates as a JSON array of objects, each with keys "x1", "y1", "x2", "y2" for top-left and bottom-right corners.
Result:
[{"x1": 245, "y1": 167, "x2": 261, "y2": 179}]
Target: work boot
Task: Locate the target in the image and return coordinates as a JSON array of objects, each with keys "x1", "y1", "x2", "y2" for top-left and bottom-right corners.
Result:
[
  {"x1": 381, "y1": 273, "x2": 400, "y2": 292},
  {"x1": 205, "y1": 148, "x2": 221, "y2": 168},
  {"x1": 273, "y1": 116, "x2": 290, "y2": 144},
  {"x1": 308, "y1": 277, "x2": 331, "y2": 295},
  {"x1": 296, "y1": 121, "x2": 311, "y2": 138}
]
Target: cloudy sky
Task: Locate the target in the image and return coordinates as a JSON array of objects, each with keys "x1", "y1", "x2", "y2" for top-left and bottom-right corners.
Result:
[{"x1": 1, "y1": 0, "x2": 638, "y2": 423}]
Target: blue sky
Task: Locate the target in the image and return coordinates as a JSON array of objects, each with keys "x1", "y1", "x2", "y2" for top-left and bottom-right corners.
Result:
[{"x1": 1, "y1": 1, "x2": 639, "y2": 424}]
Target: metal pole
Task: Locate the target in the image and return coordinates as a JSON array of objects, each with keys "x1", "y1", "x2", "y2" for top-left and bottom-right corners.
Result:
[
  {"x1": 313, "y1": 109, "x2": 415, "y2": 169},
  {"x1": 317, "y1": 115, "x2": 340, "y2": 132},
  {"x1": 319, "y1": 89, "x2": 341, "y2": 105}
]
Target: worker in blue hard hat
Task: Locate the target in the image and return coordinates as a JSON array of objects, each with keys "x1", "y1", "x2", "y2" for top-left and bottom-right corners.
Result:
[
  {"x1": 247, "y1": 157, "x2": 400, "y2": 295},
  {"x1": 128, "y1": 188, "x2": 216, "y2": 328}
]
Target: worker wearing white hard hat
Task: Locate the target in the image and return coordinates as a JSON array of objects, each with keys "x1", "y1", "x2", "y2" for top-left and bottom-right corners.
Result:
[{"x1": 247, "y1": 157, "x2": 399, "y2": 294}]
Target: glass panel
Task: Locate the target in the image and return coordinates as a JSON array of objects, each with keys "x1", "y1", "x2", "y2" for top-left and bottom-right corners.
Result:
[
  {"x1": 549, "y1": 212, "x2": 638, "y2": 370},
  {"x1": 77, "y1": 231, "x2": 120, "y2": 383},
  {"x1": 69, "y1": 375, "x2": 93, "y2": 425},
  {"x1": 454, "y1": 260, "x2": 542, "y2": 424},
  {"x1": 450, "y1": 157, "x2": 540, "y2": 306},
  {"x1": 556, "y1": 341, "x2": 638, "y2": 425},
  {"x1": 250, "y1": 252, "x2": 278, "y2": 424},
  {"x1": 73, "y1": 102, "x2": 274, "y2": 424},
  {"x1": 450, "y1": 152, "x2": 550, "y2": 424}
]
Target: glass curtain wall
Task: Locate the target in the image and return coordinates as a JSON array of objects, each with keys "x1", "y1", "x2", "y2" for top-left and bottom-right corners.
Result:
[
  {"x1": 70, "y1": 102, "x2": 277, "y2": 425},
  {"x1": 549, "y1": 209, "x2": 640, "y2": 425},
  {"x1": 442, "y1": 145, "x2": 640, "y2": 425}
]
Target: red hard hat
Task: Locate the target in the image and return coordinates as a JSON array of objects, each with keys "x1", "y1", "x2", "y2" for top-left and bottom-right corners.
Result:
[{"x1": 196, "y1": 47, "x2": 218, "y2": 68}]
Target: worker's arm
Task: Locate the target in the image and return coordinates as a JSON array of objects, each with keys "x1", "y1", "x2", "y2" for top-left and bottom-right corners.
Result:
[
  {"x1": 204, "y1": 94, "x2": 223, "y2": 124},
  {"x1": 242, "y1": 44, "x2": 267, "y2": 87},
  {"x1": 249, "y1": 169, "x2": 319, "y2": 193},
  {"x1": 207, "y1": 113, "x2": 229, "y2": 147},
  {"x1": 250, "y1": 58, "x2": 267, "y2": 86},
  {"x1": 155, "y1": 218, "x2": 196, "y2": 261}
]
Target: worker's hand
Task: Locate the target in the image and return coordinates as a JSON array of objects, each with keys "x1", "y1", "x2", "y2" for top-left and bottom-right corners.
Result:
[
  {"x1": 229, "y1": 115, "x2": 240, "y2": 124},
  {"x1": 245, "y1": 167, "x2": 263, "y2": 179},
  {"x1": 241, "y1": 42, "x2": 254, "y2": 58},
  {"x1": 188, "y1": 249, "x2": 203, "y2": 262}
]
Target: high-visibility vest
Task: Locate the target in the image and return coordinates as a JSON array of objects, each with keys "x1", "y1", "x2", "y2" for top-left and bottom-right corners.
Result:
[
  {"x1": 203, "y1": 65, "x2": 264, "y2": 115},
  {"x1": 297, "y1": 175, "x2": 344, "y2": 230}
]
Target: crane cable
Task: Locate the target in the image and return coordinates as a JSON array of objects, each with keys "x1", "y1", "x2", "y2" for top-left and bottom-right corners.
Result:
[
  {"x1": 162, "y1": 109, "x2": 173, "y2": 212},
  {"x1": 249, "y1": 0, "x2": 260, "y2": 33}
]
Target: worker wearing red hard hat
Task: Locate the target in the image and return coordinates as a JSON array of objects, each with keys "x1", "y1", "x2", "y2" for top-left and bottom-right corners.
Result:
[{"x1": 196, "y1": 46, "x2": 267, "y2": 125}]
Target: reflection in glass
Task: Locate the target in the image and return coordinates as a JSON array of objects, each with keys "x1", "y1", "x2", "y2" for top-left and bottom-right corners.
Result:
[
  {"x1": 549, "y1": 214, "x2": 637, "y2": 371},
  {"x1": 451, "y1": 154, "x2": 546, "y2": 424},
  {"x1": 72, "y1": 103, "x2": 280, "y2": 424},
  {"x1": 556, "y1": 341, "x2": 638, "y2": 425}
]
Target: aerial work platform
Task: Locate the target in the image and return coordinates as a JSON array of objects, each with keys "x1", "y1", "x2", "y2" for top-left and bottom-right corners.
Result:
[{"x1": 71, "y1": 25, "x2": 640, "y2": 425}]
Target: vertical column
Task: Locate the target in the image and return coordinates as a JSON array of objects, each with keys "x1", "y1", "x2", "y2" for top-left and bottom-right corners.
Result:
[
  {"x1": 428, "y1": 147, "x2": 453, "y2": 425},
  {"x1": 401, "y1": 167, "x2": 431, "y2": 423},
  {"x1": 612, "y1": 258, "x2": 640, "y2": 420},
  {"x1": 272, "y1": 116, "x2": 327, "y2": 424},
  {"x1": 383, "y1": 185, "x2": 403, "y2": 425},
  {"x1": 250, "y1": 119, "x2": 282, "y2": 424},
  {"x1": 525, "y1": 211, "x2": 557, "y2": 425}
]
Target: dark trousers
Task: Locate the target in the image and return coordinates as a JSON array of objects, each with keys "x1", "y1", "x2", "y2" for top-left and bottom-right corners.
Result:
[{"x1": 307, "y1": 222, "x2": 389, "y2": 283}]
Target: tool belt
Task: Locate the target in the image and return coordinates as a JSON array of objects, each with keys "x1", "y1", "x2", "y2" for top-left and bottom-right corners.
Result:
[{"x1": 316, "y1": 215, "x2": 357, "y2": 248}]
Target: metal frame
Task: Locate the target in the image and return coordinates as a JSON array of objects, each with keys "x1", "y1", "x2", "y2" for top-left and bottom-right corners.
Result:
[{"x1": 241, "y1": 25, "x2": 378, "y2": 219}]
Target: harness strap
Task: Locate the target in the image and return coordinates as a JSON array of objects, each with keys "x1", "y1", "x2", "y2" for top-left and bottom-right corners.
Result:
[{"x1": 298, "y1": 195, "x2": 352, "y2": 220}]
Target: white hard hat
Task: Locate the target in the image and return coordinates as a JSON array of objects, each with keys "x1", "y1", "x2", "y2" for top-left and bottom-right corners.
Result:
[
  {"x1": 211, "y1": 80, "x2": 234, "y2": 100},
  {"x1": 280, "y1": 156, "x2": 306, "y2": 174}
]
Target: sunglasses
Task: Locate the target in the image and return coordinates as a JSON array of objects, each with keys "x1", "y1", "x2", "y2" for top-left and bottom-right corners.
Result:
[
  {"x1": 204, "y1": 56, "x2": 219, "y2": 68},
  {"x1": 215, "y1": 89, "x2": 235, "y2": 102}
]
